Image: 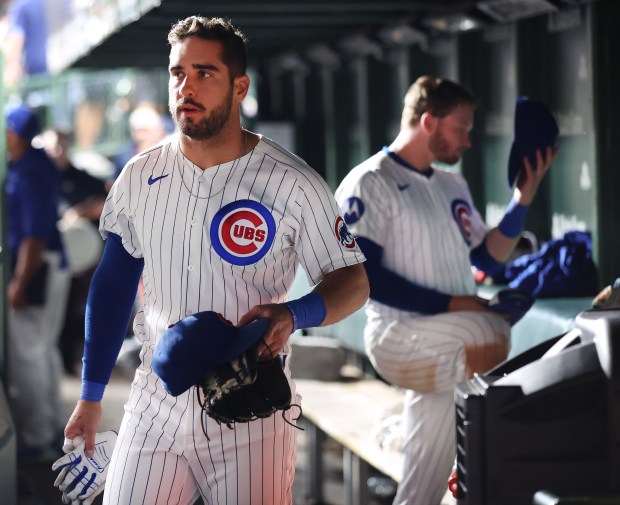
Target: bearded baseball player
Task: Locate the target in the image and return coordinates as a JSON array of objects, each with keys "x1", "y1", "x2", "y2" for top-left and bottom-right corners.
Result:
[
  {"x1": 335, "y1": 76, "x2": 557, "y2": 505},
  {"x1": 61, "y1": 16, "x2": 368, "y2": 505}
]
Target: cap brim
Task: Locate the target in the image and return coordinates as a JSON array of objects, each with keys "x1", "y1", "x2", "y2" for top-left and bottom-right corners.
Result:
[{"x1": 508, "y1": 143, "x2": 522, "y2": 188}]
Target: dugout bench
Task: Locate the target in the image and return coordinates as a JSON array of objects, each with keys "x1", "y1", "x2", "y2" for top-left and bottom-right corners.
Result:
[{"x1": 289, "y1": 268, "x2": 594, "y2": 505}]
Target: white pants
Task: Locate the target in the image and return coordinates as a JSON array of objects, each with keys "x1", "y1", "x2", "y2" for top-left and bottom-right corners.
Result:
[
  {"x1": 9, "y1": 253, "x2": 70, "y2": 449},
  {"x1": 103, "y1": 367, "x2": 299, "y2": 505},
  {"x1": 365, "y1": 311, "x2": 510, "y2": 505}
]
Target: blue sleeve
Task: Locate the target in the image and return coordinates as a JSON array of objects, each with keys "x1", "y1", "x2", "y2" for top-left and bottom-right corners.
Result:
[
  {"x1": 357, "y1": 237, "x2": 451, "y2": 314},
  {"x1": 81, "y1": 233, "x2": 144, "y2": 400},
  {"x1": 20, "y1": 173, "x2": 58, "y2": 241},
  {"x1": 470, "y1": 237, "x2": 504, "y2": 276}
]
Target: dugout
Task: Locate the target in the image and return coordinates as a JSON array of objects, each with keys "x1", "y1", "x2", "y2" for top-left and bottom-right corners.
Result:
[{"x1": 2, "y1": 2, "x2": 620, "y2": 501}]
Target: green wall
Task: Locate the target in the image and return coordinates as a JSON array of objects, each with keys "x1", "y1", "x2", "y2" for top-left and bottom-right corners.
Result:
[{"x1": 255, "y1": 1, "x2": 617, "y2": 286}]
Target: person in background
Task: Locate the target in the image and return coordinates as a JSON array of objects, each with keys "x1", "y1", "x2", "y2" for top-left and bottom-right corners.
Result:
[
  {"x1": 106, "y1": 101, "x2": 169, "y2": 190},
  {"x1": 1, "y1": 0, "x2": 49, "y2": 86},
  {"x1": 335, "y1": 75, "x2": 557, "y2": 505},
  {"x1": 5, "y1": 105, "x2": 71, "y2": 460},
  {"x1": 39, "y1": 127, "x2": 108, "y2": 375}
]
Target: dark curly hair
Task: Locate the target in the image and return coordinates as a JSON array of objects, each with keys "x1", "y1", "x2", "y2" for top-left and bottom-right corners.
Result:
[{"x1": 168, "y1": 16, "x2": 247, "y2": 79}]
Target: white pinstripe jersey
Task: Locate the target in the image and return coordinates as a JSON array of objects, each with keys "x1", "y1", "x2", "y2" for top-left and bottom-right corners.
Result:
[
  {"x1": 101, "y1": 133, "x2": 365, "y2": 368},
  {"x1": 335, "y1": 150, "x2": 487, "y2": 321}
]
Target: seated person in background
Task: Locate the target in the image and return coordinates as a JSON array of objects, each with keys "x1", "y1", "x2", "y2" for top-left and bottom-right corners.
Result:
[
  {"x1": 335, "y1": 76, "x2": 557, "y2": 505},
  {"x1": 39, "y1": 127, "x2": 107, "y2": 375},
  {"x1": 40, "y1": 128, "x2": 107, "y2": 222}
]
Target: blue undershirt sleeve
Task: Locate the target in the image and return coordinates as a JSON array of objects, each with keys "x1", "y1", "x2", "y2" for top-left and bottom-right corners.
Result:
[
  {"x1": 81, "y1": 233, "x2": 144, "y2": 401},
  {"x1": 470, "y1": 237, "x2": 504, "y2": 276},
  {"x1": 356, "y1": 236, "x2": 451, "y2": 314},
  {"x1": 498, "y1": 198, "x2": 529, "y2": 238}
]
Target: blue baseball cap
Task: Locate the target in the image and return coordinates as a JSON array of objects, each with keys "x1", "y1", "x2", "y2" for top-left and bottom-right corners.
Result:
[
  {"x1": 508, "y1": 97, "x2": 558, "y2": 188},
  {"x1": 5, "y1": 105, "x2": 41, "y2": 141},
  {"x1": 152, "y1": 311, "x2": 269, "y2": 396},
  {"x1": 487, "y1": 287, "x2": 534, "y2": 326}
]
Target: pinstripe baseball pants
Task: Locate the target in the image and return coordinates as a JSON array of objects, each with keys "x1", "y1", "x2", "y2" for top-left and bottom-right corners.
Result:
[{"x1": 365, "y1": 311, "x2": 510, "y2": 505}]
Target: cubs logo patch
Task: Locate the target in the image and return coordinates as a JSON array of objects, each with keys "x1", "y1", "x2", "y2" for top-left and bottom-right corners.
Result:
[
  {"x1": 451, "y1": 199, "x2": 473, "y2": 245},
  {"x1": 340, "y1": 196, "x2": 365, "y2": 225},
  {"x1": 210, "y1": 200, "x2": 276, "y2": 265},
  {"x1": 334, "y1": 216, "x2": 356, "y2": 249}
]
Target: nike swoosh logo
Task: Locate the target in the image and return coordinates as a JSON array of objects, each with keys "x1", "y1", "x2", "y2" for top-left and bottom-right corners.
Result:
[
  {"x1": 148, "y1": 174, "x2": 169, "y2": 185},
  {"x1": 398, "y1": 184, "x2": 409, "y2": 191}
]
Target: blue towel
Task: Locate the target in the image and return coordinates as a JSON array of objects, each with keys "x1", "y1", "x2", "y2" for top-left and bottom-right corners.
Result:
[{"x1": 493, "y1": 231, "x2": 598, "y2": 298}]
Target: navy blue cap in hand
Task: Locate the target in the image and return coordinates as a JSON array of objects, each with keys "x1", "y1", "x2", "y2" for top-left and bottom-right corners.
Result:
[
  {"x1": 153, "y1": 311, "x2": 269, "y2": 396},
  {"x1": 508, "y1": 97, "x2": 559, "y2": 188},
  {"x1": 487, "y1": 288, "x2": 534, "y2": 326}
]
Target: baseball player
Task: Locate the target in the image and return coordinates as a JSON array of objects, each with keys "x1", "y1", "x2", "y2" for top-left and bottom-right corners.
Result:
[
  {"x1": 335, "y1": 76, "x2": 557, "y2": 505},
  {"x1": 61, "y1": 16, "x2": 368, "y2": 505},
  {"x1": 5, "y1": 105, "x2": 71, "y2": 460}
]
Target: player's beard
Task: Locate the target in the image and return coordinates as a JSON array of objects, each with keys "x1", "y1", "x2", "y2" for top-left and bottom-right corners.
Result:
[
  {"x1": 170, "y1": 88, "x2": 233, "y2": 140},
  {"x1": 429, "y1": 128, "x2": 461, "y2": 166}
]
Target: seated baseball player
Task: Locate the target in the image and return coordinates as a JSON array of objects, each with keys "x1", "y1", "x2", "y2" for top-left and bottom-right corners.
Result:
[{"x1": 335, "y1": 77, "x2": 557, "y2": 505}]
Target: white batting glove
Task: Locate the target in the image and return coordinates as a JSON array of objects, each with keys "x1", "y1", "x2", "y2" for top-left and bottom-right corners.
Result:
[
  {"x1": 52, "y1": 430, "x2": 117, "y2": 504},
  {"x1": 54, "y1": 436, "x2": 86, "y2": 504}
]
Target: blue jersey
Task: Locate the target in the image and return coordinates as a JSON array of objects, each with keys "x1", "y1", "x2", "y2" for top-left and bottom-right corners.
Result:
[{"x1": 6, "y1": 147, "x2": 64, "y2": 260}]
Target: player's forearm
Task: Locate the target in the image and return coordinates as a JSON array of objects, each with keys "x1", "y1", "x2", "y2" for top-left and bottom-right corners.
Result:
[
  {"x1": 356, "y1": 236, "x2": 451, "y2": 314},
  {"x1": 314, "y1": 263, "x2": 369, "y2": 326},
  {"x1": 484, "y1": 227, "x2": 521, "y2": 264},
  {"x1": 81, "y1": 233, "x2": 143, "y2": 399}
]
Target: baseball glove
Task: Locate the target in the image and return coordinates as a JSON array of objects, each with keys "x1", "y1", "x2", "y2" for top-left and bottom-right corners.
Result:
[{"x1": 197, "y1": 346, "x2": 297, "y2": 432}]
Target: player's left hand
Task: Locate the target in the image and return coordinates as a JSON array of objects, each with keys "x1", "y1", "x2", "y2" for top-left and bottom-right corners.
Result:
[
  {"x1": 8, "y1": 278, "x2": 28, "y2": 309},
  {"x1": 514, "y1": 145, "x2": 558, "y2": 205},
  {"x1": 52, "y1": 430, "x2": 117, "y2": 505},
  {"x1": 54, "y1": 436, "x2": 85, "y2": 504},
  {"x1": 237, "y1": 304, "x2": 294, "y2": 358}
]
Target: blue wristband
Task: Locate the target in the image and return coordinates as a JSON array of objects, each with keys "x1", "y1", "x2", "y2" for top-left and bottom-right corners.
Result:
[
  {"x1": 80, "y1": 380, "x2": 106, "y2": 402},
  {"x1": 498, "y1": 199, "x2": 529, "y2": 238},
  {"x1": 284, "y1": 291, "x2": 327, "y2": 332}
]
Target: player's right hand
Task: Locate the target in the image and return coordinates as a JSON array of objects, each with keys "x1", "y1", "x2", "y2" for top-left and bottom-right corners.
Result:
[
  {"x1": 237, "y1": 303, "x2": 294, "y2": 358},
  {"x1": 64, "y1": 400, "x2": 103, "y2": 458},
  {"x1": 448, "y1": 294, "x2": 489, "y2": 312}
]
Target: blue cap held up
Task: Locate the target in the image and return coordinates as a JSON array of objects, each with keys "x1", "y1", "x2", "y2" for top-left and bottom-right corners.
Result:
[
  {"x1": 152, "y1": 311, "x2": 269, "y2": 396},
  {"x1": 508, "y1": 97, "x2": 558, "y2": 188}
]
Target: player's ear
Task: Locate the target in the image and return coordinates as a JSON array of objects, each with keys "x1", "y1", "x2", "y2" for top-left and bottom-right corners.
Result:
[
  {"x1": 233, "y1": 74, "x2": 250, "y2": 103},
  {"x1": 420, "y1": 112, "x2": 437, "y2": 134}
]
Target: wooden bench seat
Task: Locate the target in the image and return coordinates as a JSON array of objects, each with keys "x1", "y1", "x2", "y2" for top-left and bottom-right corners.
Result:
[{"x1": 295, "y1": 377, "x2": 404, "y2": 505}]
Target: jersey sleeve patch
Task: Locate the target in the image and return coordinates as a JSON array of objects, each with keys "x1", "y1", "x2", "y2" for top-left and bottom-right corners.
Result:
[
  {"x1": 210, "y1": 199, "x2": 276, "y2": 265},
  {"x1": 451, "y1": 198, "x2": 473, "y2": 246},
  {"x1": 334, "y1": 216, "x2": 356, "y2": 249},
  {"x1": 340, "y1": 196, "x2": 365, "y2": 225}
]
